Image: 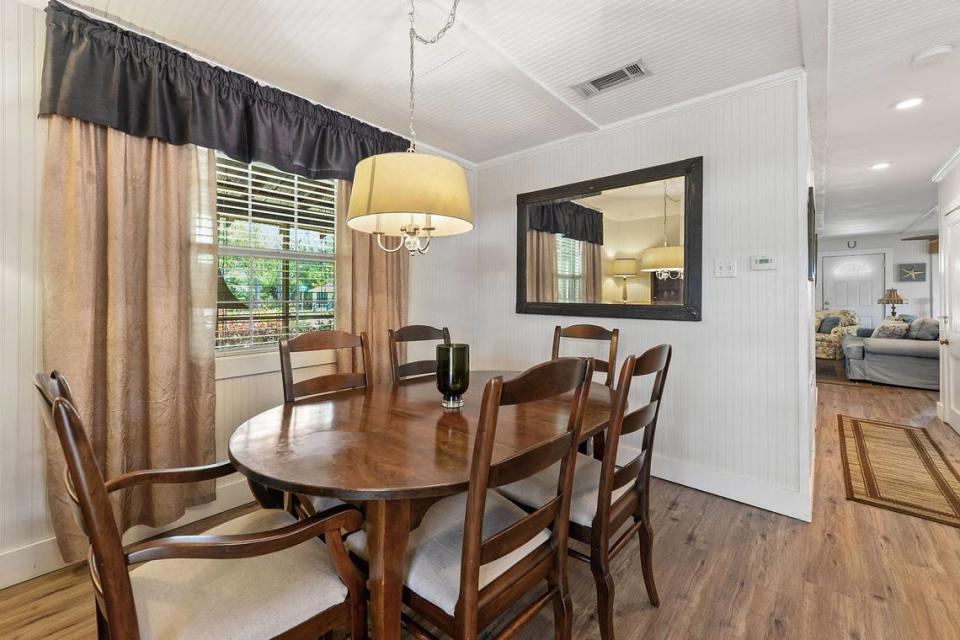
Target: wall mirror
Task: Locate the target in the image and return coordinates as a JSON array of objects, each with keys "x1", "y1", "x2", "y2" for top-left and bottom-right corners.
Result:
[{"x1": 516, "y1": 157, "x2": 702, "y2": 321}]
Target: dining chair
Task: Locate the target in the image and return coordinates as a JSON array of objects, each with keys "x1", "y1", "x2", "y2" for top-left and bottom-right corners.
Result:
[
  {"x1": 388, "y1": 324, "x2": 451, "y2": 382},
  {"x1": 551, "y1": 324, "x2": 620, "y2": 387},
  {"x1": 499, "y1": 345, "x2": 672, "y2": 640},
  {"x1": 346, "y1": 357, "x2": 595, "y2": 640},
  {"x1": 34, "y1": 370, "x2": 368, "y2": 640},
  {"x1": 279, "y1": 329, "x2": 371, "y2": 403}
]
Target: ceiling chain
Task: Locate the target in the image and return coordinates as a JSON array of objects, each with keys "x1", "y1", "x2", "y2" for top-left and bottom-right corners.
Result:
[{"x1": 407, "y1": 0, "x2": 462, "y2": 151}]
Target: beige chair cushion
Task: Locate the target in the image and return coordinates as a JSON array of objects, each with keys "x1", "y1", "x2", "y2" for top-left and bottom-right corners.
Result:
[
  {"x1": 498, "y1": 452, "x2": 635, "y2": 527},
  {"x1": 308, "y1": 495, "x2": 346, "y2": 514},
  {"x1": 346, "y1": 491, "x2": 549, "y2": 615},
  {"x1": 130, "y1": 509, "x2": 348, "y2": 640}
]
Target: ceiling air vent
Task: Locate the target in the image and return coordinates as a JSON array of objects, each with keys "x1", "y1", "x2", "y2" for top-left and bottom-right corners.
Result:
[{"x1": 574, "y1": 60, "x2": 650, "y2": 97}]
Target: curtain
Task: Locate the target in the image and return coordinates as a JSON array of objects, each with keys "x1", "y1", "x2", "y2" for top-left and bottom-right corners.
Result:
[
  {"x1": 41, "y1": 115, "x2": 217, "y2": 562},
  {"x1": 526, "y1": 230, "x2": 558, "y2": 303},
  {"x1": 39, "y1": 1, "x2": 407, "y2": 181},
  {"x1": 335, "y1": 182, "x2": 409, "y2": 383},
  {"x1": 528, "y1": 201, "x2": 603, "y2": 245},
  {"x1": 582, "y1": 241, "x2": 603, "y2": 303}
]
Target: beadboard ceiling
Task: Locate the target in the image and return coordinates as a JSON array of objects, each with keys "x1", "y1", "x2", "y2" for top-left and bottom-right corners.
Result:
[
  {"x1": 817, "y1": 0, "x2": 960, "y2": 237},
  {"x1": 51, "y1": 0, "x2": 803, "y2": 163}
]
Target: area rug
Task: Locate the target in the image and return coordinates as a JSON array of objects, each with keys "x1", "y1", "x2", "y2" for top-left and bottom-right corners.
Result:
[{"x1": 838, "y1": 415, "x2": 960, "y2": 528}]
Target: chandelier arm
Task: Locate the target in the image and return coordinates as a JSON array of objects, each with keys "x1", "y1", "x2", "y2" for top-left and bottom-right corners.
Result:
[
  {"x1": 416, "y1": 233, "x2": 432, "y2": 254},
  {"x1": 375, "y1": 233, "x2": 406, "y2": 253}
]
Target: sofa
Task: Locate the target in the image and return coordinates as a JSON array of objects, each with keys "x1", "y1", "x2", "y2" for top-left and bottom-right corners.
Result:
[
  {"x1": 841, "y1": 317, "x2": 940, "y2": 390},
  {"x1": 814, "y1": 310, "x2": 860, "y2": 360}
]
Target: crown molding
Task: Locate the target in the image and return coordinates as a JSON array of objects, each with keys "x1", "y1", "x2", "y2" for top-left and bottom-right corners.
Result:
[{"x1": 932, "y1": 146, "x2": 960, "y2": 183}]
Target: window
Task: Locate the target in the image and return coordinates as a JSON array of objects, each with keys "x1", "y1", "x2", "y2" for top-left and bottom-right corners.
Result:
[
  {"x1": 216, "y1": 153, "x2": 337, "y2": 352},
  {"x1": 556, "y1": 235, "x2": 583, "y2": 303}
]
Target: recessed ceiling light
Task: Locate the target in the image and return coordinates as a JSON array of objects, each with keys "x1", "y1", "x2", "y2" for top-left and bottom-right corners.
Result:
[
  {"x1": 894, "y1": 97, "x2": 924, "y2": 110},
  {"x1": 870, "y1": 162, "x2": 892, "y2": 171}
]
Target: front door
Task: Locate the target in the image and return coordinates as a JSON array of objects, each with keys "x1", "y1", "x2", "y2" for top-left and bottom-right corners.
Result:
[
  {"x1": 941, "y1": 208, "x2": 960, "y2": 429},
  {"x1": 821, "y1": 253, "x2": 886, "y2": 329}
]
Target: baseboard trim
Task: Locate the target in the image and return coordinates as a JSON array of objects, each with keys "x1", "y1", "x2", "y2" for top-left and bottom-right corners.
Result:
[
  {"x1": 651, "y1": 453, "x2": 813, "y2": 522},
  {"x1": 0, "y1": 476, "x2": 253, "y2": 590}
]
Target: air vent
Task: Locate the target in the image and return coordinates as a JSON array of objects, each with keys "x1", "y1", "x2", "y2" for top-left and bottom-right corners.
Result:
[{"x1": 574, "y1": 60, "x2": 650, "y2": 97}]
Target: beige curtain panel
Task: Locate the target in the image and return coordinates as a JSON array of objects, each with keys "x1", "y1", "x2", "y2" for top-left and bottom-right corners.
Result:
[
  {"x1": 335, "y1": 181, "x2": 409, "y2": 384},
  {"x1": 526, "y1": 230, "x2": 558, "y2": 303},
  {"x1": 582, "y1": 241, "x2": 603, "y2": 304},
  {"x1": 41, "y1": 115, "x2": 218, "y2": 562}
]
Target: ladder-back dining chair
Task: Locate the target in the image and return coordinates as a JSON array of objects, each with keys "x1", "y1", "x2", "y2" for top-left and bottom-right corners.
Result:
[
  {"x1": 388, "y1": 324, "x2": 451, "y2": 382},
  {"x1": 346, "y1": 357, "x2": 594, "y2": 639},
  {"x1": 499, "y1": 345, "x2": 672, "y2": 640},
  {"x1": 34, "y1": 370, "x2": 368, "y2": 640},
  {"x1": 279, "y1": 329, "x2": 371, "y2": 403},
  {"x1": 551, "y1": 324, "x2": 619, "y2": 387}
]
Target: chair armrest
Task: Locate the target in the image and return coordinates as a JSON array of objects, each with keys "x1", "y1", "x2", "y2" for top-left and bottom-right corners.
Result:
[
  {"x1": 124, "y1": 507, "x2": 363, "y2": 564},
  {"x1": 105, "y1": 460, "x2": 236, "y2": 493},
  {"x1": 830, "y1": 325, "x2": 860, "y2": 338}
]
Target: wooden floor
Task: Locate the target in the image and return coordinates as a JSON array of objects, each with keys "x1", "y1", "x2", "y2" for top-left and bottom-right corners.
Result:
[{"x1": 2, "y1": 382, "x2": 959, "y2": 639}]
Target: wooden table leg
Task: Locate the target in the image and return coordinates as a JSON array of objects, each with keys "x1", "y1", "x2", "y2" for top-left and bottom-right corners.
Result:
[{"x1": 366, "y1": 499, "x2": 411, "y2": 640}]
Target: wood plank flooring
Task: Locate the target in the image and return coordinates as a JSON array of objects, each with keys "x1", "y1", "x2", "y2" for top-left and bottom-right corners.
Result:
[{"x1": 2, "y1": 382, "x2": 958, "y2": 639}]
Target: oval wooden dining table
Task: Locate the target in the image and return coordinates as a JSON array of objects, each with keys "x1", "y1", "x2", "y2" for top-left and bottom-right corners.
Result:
[{"x1": 228, "y1": 370, "x2": 615, "y2": 640}]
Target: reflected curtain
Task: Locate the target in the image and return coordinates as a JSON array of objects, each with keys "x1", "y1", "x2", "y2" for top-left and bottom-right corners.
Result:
[
  {"x1": 335, "y1": 181, "x2": 409, "y2": 383},
  {"x1": 582, "y1": 241, "x2": 603, "y2": 303},
  {"x1": 526, "y1": 230, "x2": 558, "y2": 303},
  {"x1": 41, "y1": 115, "x2": 217, "y2": 562}
]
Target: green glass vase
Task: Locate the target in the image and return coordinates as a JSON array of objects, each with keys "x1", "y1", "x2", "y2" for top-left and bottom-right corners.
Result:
[{"x1": 436, "y1": 344, "x2": 469, "y2": 409}]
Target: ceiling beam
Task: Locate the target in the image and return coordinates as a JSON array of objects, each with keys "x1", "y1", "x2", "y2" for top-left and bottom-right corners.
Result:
[{"x1": 422, "y1": 0, "x2": 600, "y2": 133}]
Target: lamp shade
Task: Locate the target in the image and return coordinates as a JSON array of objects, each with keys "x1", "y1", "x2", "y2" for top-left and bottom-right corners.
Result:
[
  {"x1": 639, "y1": 245, "x2": 684, "y2": 272},
  {"x1": 347, "y1": 152, "x2": 473, "y2": 237},
  {"x1": 878, "y1": 288, "x2": 906, "y2": 304},
  {"x1": 612, "y1": 258, "x2": 637, "y2": 276}
]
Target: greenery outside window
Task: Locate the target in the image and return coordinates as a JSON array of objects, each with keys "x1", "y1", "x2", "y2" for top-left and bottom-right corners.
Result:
[{"x1": 216, "y1": 153, "x2": 337, "y2": 352}]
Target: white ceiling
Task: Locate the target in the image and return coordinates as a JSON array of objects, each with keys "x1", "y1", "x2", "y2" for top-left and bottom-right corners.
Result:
[
  {"x1": 575, "y1": 177, "x2": 684, "y2": 222},
  {"x1": 62, "y1": 0, "x2": 804, "y2": 163},
  {"x1": 817, "y1": 0, "x2": 960, "y2": 237}
]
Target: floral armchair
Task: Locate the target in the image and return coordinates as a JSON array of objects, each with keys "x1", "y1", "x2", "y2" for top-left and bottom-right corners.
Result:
[{"x1": 815, "y1": 310, "x2": 860, "y2": 360}]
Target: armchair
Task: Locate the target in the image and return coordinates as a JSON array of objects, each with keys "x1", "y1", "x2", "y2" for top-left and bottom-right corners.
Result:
[{"x1": 815, "y1": 310, "x2": 860, "y2": 360}]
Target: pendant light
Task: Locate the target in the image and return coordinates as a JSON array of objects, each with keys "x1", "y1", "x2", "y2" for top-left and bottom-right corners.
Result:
[
  {"x1": 639, "y1": 183, "x2": 684, "y2": 280},
  {"x1": 346, "y1": 0, "x2": 473, "y2": 255}
]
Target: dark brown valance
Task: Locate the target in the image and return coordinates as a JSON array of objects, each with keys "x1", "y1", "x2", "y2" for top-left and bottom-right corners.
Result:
[
  {"x1": 528, "y1": 201, "x2": 604, "y2": 245},
  {"x1": 38, "y1": 1, "x2": 408, "y2": 180}
]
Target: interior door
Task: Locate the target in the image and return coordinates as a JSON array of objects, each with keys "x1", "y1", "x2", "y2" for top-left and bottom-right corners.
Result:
[
  {"x1": 821, "y1": 253, "x2": 885, "y2": 329},
  {"x1": 941, "y1": 208, "x2": 960, "y2": 428}
]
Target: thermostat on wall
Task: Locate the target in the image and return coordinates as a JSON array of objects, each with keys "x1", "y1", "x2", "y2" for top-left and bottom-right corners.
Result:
[{"x1": 751, "y1": 255, "x2": 777, "y2": 270}]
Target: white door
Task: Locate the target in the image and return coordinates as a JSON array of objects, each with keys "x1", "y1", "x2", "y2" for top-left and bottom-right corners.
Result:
[
  {"x1": 941, "y1": 208, "x2": 960, "y2": 428},
  {"x1": 821, "y1": 253, "x2": 886, "y2": 329}
]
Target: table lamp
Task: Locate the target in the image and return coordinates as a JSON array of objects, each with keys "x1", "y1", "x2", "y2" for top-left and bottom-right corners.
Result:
[
  {"x1": 612, "y1": 258, "x2": 637, "y2": 304},
  {"x1": 878, "y1": 288, "x2": 907, "y2": 318}
]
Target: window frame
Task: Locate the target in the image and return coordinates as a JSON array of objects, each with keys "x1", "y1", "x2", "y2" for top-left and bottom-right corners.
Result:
[{"x1": 215, "y1": 154, "x2": 339, "y2": 355}]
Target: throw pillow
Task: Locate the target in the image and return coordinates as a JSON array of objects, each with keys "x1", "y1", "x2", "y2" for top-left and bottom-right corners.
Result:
[
  {"x1": 871, "y1": 321, "x2": 909, "y2": 339},
  {"x1": 818, "y1": 317, "x2": 841, "y2": 334},
  {"x1": 907, "y1": 318, "x2": 940, "y2": 341},
  {"x1": 837, "y1": 310, "x2": 859, "y2": 327},
  {"x1": 898, "y1": 314, "x2": 918, "y2": 325}
]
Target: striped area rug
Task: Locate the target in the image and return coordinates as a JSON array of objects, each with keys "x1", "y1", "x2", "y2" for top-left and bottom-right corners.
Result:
[{"x1": 838, "y1": 415, "x2": 960, "y2": 528}]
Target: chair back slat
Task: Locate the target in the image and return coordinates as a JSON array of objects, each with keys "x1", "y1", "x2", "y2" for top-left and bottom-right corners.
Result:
[
  {"x1": 595, "y1": 345, "x2": 672, "y2": 527},
  {"x1": 499, "y1": 358, "x2": 587, "y2": 406},
  {"x1": 456, "y1": 357, "x2": 594, "y2": 625},
  {"x1": 551, "y1": 324, "x2": 619, "y2": 386},
  {"x1": 487, "y1": 432, "x2": 574, "y2": 488},
  {"x1": 34, "y1": 372, "x2": 140, "y2": 639},
  {"x1": 279, "y1": 331, "x2": 370, "y2": 402},
  {"x1": 480, "y1": 496, "x2": 560, "y2": 565},
  {"x1": 619, "y1": 400, "x2": 659, "y2": 437},
  {"x1": 388, "y1": 324, "x2": 451, "y2": 382}
]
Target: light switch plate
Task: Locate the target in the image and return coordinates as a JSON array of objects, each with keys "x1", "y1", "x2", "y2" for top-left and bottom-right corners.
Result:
[
  {"x1": 751, "y1": 255, "x2": 777, "y2": 270},
  {"x1": 714, "y1": 258, "x2": 737, "y2": 278}
]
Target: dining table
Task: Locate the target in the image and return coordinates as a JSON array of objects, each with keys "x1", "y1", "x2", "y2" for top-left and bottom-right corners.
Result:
[{"x1": 228, "y1": 369, "x2": 615, "y2": 640}]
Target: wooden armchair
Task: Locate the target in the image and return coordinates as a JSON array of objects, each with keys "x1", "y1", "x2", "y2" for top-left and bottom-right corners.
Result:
[
  {"x1": 34, "y1": 371, "x2": 367, "y2": 640},
  {"x1": 552, "y1": 324, "x2": 619, "y2": 387},
  {"x1": 499, "y1": 345, "x2": 672, "y2": 640},
  {"x1": 346, "y1": 357, "x2": 595, "y2": 639},
  {"x1": 388, "y1": 324, "x2": 451, "y2": 382}
]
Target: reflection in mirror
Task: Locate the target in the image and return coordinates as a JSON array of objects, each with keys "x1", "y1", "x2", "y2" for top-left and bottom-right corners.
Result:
[{"x1": 524, "y1": 176, "x2": 685, "y2": 306}]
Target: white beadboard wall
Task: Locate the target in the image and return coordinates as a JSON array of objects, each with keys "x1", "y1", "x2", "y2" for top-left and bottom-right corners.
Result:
[{"x1": 458, "y1": 72, "x2": 815, "y2": 520}]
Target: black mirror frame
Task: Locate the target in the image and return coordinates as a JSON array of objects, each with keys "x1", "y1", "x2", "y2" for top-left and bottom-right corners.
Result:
[{"x1": 516, "y1": 156, "x2": 703, "y2": 321}]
